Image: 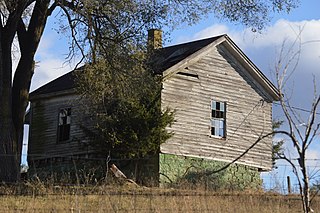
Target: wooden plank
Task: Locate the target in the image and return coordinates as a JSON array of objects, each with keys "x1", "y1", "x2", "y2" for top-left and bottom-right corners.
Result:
[
  {"x1": 160, "y1": 45, "x2": 274, "y2": 170},
  {"x1": 28, "y1": 94, "x2": 92, "y2": 160}
]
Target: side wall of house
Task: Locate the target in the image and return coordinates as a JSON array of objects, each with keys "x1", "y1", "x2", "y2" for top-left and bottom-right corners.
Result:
[
  {"x1": 160, "y1": 44, "x2": 273, "y2": 170},
  {"x1": 27, "y1": 94, "x2": 160, "y2": 185},
  {"x1": 28, "y1": 94, "x2": 92, "y2": 164}
]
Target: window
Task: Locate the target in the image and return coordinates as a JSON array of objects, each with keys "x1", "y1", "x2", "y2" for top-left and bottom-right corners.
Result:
[
  {"x1": 210, "y1": 101, "x2": 226, "y2": 138},
  {"x1": 57, "y1": 108, "x2": 71, "y2": 142}
]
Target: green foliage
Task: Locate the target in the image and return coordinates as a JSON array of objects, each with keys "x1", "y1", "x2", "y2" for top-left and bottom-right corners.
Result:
[
  {"x1": 272, "y1": 140, "x2": 284, "y2": 167},
  {"x1": 272, "y1": 120, "x2": 285, "y2": 167},
  {"x1": 59, "y1": 0, "x2": 300, "y2": 59},
  {"x1": 214, "y1": 0, "x2": 299, "y2": 31},
  {"x1": 76, "y1": 54, "x2": 174, "y2": 158},
  {"x1": 272, "y1": 119, "x2": 284, "y2": 130}
]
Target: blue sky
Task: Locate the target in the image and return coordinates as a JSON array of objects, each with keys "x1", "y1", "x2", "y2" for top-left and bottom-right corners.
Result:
[
  {"x1": 23, "y1": 0, "x2": 320, "y2": 191},
  {"x1": 29, "y1": 0, "x2": 320, "y2": 91}
]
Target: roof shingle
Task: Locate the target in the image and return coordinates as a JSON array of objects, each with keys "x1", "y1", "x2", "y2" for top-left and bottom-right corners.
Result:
[{"x1": 30, "y1": 36, "x2": 223, "y2": 98}]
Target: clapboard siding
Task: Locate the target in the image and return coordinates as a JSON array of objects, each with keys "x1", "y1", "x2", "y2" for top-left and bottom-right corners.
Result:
[
  {"x1": 28, "y1": 94, "x2": 91, "y2": 161},
  {"x1": 160, "y1": 45, "x2": 273, "y2": 170},
  {"x1": 27, "y1": 35, "x2": 277, "y2": 174}
]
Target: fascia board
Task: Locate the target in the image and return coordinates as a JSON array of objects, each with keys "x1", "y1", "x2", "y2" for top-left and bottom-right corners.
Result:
[{"x1": 223, "y1": 35, "x2": 280, "y2": 101}]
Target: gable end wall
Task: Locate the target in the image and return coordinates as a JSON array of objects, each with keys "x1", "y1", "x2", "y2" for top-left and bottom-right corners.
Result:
[
  {"x1": 28, "y1": 94, "x2": 92, "y2": 163},
  {"x1": 160, "y1": 45, "x2": 273, "y2": 170}
]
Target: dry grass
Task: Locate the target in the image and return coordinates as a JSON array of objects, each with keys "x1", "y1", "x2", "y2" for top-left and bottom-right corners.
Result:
[{"x1": 0, "y1": 183, "x2": 318, "y2": 213}]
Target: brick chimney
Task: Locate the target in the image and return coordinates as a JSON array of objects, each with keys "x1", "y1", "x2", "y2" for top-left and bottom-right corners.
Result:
[{"x1": 148, "y1": 29, "x2": 162, "y2": 50}]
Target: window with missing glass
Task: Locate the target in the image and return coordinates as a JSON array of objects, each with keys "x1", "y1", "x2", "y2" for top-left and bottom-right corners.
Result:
[
  {"x1": 210, "y1": 100, "x2": 226, "y2": 138},
  {"x1": 57, "y1": 108, "x2": 71, "y2": 142}
]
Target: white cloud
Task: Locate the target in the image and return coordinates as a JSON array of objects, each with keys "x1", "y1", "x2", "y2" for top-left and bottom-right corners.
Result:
[
  {"x1": 183, "y1": 19, "x2": 320, "y2": 99},
  {"x1": 238, "y1": 19, "x2": 320, "y2": 67},
  {"x1": 31, "y1": 59, "x2": 73, "y2": 91},
  {"x1": 185, "y1": 19, "x2": 320, "y2": 60},
  {"x1": 30, "y1": 30, "x2": 76, "y2": 91},
  {"x1": 175, "y1": 24, "x2": 240, "y2": 45},
  {"x1": 193, "y1": 24, "x2": 230, "y2": 40}
]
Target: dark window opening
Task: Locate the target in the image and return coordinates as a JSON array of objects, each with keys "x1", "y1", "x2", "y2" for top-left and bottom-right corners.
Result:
[
  {"x1": 210, "y1": 101, "x2": 226, "y2": 138},
  {"x1": 177, "y1": 71, "x2": 199, "y2": 78},
  {"x1": 57, "y1": 108, "x2": 71, "y2": 142}
]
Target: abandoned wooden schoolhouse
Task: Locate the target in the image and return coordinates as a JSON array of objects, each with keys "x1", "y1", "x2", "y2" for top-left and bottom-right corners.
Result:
[{"x1": 26, "y1": 30, "x2": 280, "y2": 188}]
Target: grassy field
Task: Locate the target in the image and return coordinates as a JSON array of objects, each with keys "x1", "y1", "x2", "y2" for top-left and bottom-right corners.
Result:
[{"x1": 0, "y1": 183, "x2": 318, "y2": 213}]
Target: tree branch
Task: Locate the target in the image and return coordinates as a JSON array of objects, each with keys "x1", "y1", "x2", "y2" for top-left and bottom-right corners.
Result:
[
  {"x1": 305, "y1": 96, "x2": 320, "y2": 150},
  {"x1": 203, "y1": 132, "x2": 274, "y2": 176}
]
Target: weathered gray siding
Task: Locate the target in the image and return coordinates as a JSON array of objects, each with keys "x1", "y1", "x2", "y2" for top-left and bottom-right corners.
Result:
[
  {"x1": 160, "y1": 44, "x2": 273, "y2": 170},
  {"x1": 28, "y1": 94, "x2": 91, "y2": 162}
]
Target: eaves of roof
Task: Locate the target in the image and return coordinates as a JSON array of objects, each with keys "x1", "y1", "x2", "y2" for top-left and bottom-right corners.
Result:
[
  {"x1": 29, "y1": 67, "x2": 81, "y2": 100},
  {"x1": 222, "y1": 35, "x2": 280, "y2": 101}
]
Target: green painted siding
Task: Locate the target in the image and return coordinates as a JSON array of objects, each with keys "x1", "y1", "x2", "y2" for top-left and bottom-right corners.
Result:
[{"x1": 159, "y1": 153, "x2": 262, "y2": 190}]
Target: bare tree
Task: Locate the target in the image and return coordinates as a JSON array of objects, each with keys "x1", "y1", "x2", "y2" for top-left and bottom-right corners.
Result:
[{"x1": 273, "y1": 37, "x2": 320, "y2": 213}]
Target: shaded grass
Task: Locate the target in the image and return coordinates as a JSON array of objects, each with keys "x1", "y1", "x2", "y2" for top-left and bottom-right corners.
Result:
[{"x1": 0, "y1": 184, "x2": 317, "y2": 213}]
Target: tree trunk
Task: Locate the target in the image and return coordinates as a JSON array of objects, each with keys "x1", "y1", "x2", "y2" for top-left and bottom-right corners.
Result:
[
  {"x1": 0, "y1": 126, "x2": 20, "y2": 182},
  {"x1": 0, "y1": 0, "x2": 53, "y2": 182},
  {"x1": 11, "y1": 0, "x2": 51, "y2": 173},
  {"x1": 298, "y1": 151, "x2": 312, "y2": 213},
  {"x1": 0, "y1": 0, "x2": 38, "y2": 182},
  {"x1": 0, "y1": 31, "x2": 20, "y2": 183},
  {"x1": 12, "y1": 0, "x2": 50, "y2": 158},
  {"x1": 12, "y1": 57, "x2": 35, "y2": 164},
  {"x1": 301, "y1": 160, "x2": 311, "y2": 212}
]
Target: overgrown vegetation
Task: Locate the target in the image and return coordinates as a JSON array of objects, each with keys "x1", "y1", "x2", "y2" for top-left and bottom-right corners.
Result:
[
  {"x1": 75, "y1": 56, "x2": 174, "y2": 159},
  {"x1": 0, "y1": 182, "x2": 316, "y2": 213}
]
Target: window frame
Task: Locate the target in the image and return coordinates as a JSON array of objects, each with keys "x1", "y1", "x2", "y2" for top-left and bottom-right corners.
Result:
[
  {"x1": 57, "y1": 107, "x2": 72, "y2": 143},
  {"x1": 210, "y1": 100, "x2": 226, "y2": 138}
]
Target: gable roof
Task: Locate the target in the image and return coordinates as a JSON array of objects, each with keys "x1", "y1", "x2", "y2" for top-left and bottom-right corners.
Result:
[
  {"x1": 29, "y1": 36, "x2": 224, "y2": 100},
  {"x1": 29, "y1": 67, "x2": 82, "y2": 100},
  {"x1": 29, "y1": 34, "x2": 280, "y2": 101},
  {"x1": 31, "y1": 71, "x2": 74, "y2": 96},
  {"x1": 153, "y1": 35, "x2": 224, "y2": 72}
]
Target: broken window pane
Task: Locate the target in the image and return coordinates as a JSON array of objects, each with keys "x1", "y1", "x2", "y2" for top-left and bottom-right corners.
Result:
[
  {"x1": 210, "y1": 100, "x2": 226, "y2": 138},
  {"x1": 211, "y1": 127, "x2": 215, "y2": 136},
  {"x1": 58, "y1": 108, "x2": 71, "y2": 142}
]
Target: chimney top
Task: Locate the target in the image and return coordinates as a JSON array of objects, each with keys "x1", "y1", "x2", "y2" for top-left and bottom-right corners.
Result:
[{"x1": 148, "y1": 29, "x2": 162, "y2": 50}]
